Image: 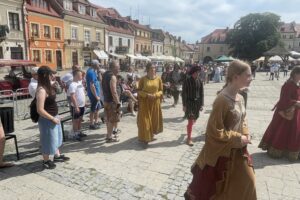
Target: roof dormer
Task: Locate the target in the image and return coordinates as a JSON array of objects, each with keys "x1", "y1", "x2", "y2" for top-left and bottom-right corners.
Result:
[
  {"x1": 63, "y1": 0, "x2": 73, "y2": 11},
  {"x1": 78, "y1": 4, "x2": 86, "y2": 15}
]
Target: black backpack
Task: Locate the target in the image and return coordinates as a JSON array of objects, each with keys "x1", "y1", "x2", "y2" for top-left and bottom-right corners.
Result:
[{"x1": 30, "y1": 98, "x2": 39, "y2": 123}]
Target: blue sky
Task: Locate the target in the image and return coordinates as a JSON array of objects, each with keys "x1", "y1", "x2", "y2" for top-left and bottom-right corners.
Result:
[{"x1": 90, "y1": 0, "x2": 300, "y2": 43}]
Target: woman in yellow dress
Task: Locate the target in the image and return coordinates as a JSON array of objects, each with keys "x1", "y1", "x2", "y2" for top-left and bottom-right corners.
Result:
[{"x1": 137, "y1": 63, "x2": 163, "y2": 144}]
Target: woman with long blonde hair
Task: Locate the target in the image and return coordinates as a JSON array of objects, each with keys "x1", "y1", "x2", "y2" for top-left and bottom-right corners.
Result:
[{"x1": 185, "y1": 60, "x2": 256, "y2": 200}]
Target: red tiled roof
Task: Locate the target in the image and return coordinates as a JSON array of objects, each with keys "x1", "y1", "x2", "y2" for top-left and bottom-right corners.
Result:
[
  {"x1": 64, "y1": 10, "x2": 104, "y2": 23},
  {"x1": 26, "y1": 3, "x2": 61, "y2": 18},
  {"x1": 107, "y1": 25, "x2": 134, "y2": 36},
  {"x1": 280, "y1": 23, "x2": 296, "y2": 33},
  {"x1": 201, "y1": 29, "x2": 230, "y2": 43}
]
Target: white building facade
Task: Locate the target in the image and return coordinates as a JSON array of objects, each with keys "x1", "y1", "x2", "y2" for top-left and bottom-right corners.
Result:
[{"x1": 0, "y1": 0, "x2": 26, "y2": 60}]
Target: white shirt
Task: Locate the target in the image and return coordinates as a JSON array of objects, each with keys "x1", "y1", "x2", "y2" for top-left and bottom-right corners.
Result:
[
  {"x1": 68, "y1": 81, "x2": 85, "y2": 107},
  {"x1": 28, "y1": 78, "x2": 38, "y2": 98}
]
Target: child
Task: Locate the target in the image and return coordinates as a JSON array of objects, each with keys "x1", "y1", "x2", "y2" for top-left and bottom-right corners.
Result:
[{"x1": 68, "y1": 70, "x2": 86, "y2": 141}]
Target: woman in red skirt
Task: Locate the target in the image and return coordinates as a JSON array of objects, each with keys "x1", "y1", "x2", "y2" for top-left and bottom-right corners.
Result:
[
  {"x1": 185, "y1": 60, "x2": 256, "y2": 200},
  {"x1": 259, "y1": 66, "x2": 300, "y2": 161}
]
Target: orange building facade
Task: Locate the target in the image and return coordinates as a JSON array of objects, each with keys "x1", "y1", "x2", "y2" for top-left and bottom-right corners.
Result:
[{"x1": 26, "y1": 0, "x2": 65, "y2": 70}]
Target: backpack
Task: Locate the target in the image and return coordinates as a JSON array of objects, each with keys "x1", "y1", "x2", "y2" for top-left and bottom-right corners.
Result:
[{"x1": 30, "y1": 97, "x2": 39, "y2": 123}]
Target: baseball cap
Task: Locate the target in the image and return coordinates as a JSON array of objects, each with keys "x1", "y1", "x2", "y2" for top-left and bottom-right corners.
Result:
[{"x1": 91, "y1": 59, "x2": 100, "y2": 66}]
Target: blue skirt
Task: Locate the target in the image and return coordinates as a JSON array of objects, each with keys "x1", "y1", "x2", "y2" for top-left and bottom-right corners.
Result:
[{"x1": 38, "y1": 116, "x2": 63, "y2": 155}]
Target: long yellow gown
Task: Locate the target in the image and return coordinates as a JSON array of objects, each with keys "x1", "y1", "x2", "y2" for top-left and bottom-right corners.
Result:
[{"x1": 137, "y1": 76, "x2": 163, "y2": 142}]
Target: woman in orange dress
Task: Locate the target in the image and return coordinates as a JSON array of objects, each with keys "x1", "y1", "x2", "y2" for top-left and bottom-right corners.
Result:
[
  {"x1": 137, "y1": 63, "x2": 163, "y2": 144},
  {"x1": 185, "y1": 60, "x2": 256, "y2": 200}
]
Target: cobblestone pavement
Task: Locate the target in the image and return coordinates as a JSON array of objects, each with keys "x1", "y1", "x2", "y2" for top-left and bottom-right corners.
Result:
[{"x1": 1, "y1": 72, "x2": 300, "y2": 200}]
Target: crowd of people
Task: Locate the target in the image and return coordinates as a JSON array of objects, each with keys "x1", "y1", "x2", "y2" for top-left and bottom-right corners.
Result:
[{"x1": 0, "y1": 58, "x2": 300, "y2": 200}]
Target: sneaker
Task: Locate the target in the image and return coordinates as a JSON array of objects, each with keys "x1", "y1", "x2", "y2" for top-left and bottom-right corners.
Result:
[
  {"x1": 78, "y1": 132, "x2": 87, "y2": 137},
  {"x1": 43, "y1": 160, "x2": 56, "y2": 169},
  {"x1": 73, "y1": 134, "x2": 82, "y2": 141},
  {"x1": 54, "y1": 154, "x2": 70, "y2": 162}
]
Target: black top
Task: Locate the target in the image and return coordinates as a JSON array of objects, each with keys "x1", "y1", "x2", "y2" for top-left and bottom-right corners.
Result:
[
  {"x1": 182, "y1": 76, "x2": 204, "y2": 107},
  {"x1": 44, "y1": 93, "x2": 58, "y2": 116},
  {"x1": 102, "y1": 71, "x2": 114, "y2": 103}
]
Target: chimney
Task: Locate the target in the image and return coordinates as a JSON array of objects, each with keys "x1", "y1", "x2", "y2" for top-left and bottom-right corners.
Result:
[
  {"x1": 133, "y1": 19, "x2": 139, "y2": 24},
  {"x1": 146, "y1": 25, "x2": 151, "y2": 29},
  {"x1": 178, "y1": 36, "x2": 181, "y2": 42},
  {"x1": 126, "y1": 16, "x2": 131, "y2": 21}
]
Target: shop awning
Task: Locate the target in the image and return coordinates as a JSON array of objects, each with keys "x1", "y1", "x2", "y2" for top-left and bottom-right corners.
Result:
[
  {"x1": 126, "y1": 54, "x2": 137, "y2": 59},
  {"x1": 93, "y1": 50, "x2": 108, "y2": 60},
  {"x1": 175, "y1": 57, "x2": 185, "y2": 63},
  {"x1": 109, "y1": 52, "x2": 126, "y2": 59},
  {"x1": 135, "y1": 54, "x2": 151, "y2": 61}
]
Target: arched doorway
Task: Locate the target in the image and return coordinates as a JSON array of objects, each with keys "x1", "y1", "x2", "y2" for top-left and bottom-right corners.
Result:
[{"x1": 203, "y1": 56, "x2": 213, "y2": 64}]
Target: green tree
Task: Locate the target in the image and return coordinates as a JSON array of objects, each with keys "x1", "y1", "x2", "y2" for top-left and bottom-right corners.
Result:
[{"x1": 226, "y1": 12, "x2": 281, "y2": 61}]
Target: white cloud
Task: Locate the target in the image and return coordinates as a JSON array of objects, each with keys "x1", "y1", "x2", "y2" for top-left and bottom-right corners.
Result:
[{"x1": 90, "y1": 0, "x2": 300, "y2": 43}]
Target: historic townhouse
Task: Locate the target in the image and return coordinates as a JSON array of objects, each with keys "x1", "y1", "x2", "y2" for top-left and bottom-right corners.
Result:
[
  {"x1": 151, "y1": 29, "x2": 164, "y2": 56},
  {"x1": 197, "y1": 28, "x2": 231, "y2": 63},
  {"x1": 279, "y1": 22, "x2": 300, "y2": 52},
  {"x1": 52, "y1": 0, "x2": 106, "y2": 68},
  {"x1": 0, "y1": 0, "x2": 26, "y2": 60},
  {"x1": 96, "y1": 7, "x2": 134, "y2": 60},
  {"x1": 127, "y1": 19, "x2": 151, "y2": 56},
  {"x1": 25, "y1": 0, "x2": 65, "y2": 70}
]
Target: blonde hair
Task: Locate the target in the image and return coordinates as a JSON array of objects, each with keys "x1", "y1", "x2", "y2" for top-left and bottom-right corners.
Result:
[{"x1": 226, "y1": 60, "x2": 250, "y2": 83}]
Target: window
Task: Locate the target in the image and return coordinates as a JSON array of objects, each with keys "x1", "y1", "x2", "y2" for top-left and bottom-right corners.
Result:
[
  {"x1": 157, "y1": 46, "x2": 159, "y2": 52},
  {"x1": 0, "y1": 47, "x2": 3, "y2": 59},
  {"x1": 128, "y1": 39, "x2": 130, "y2": 47},
  {"x1": 152, "y1": 45, "x2": 154, "y2": 53},
  {"x1": 96, "y1": 32, "x2": 101, "y2": 42},
  {"x1": 63, "y1": 0, "x2": 73, "y2": 11},
  {"x1": 142, "y1": 32, "x2": 145, "y2": 37},
  {"x1": 55, "y1": 27, "x2": 61, "y2": 39},
  {"x1": 44, "y1": 25, "x2": 51, "y2": 38},
  {"x1": 136, "y1": 44, "x2": 139, "y2": 51},
  {"x1": 9, "y1": 12, "x2": 20, "y2": 30},
  {"x1": 91, "y1": 9, "x2": 97, "y2": 17},
  {"x1": 299, "y1": 42, "x2": 300, "y2": 47},
  {"x1": 160, "y1": 46, "x2": 163, "y2": 52},
  {"x1": 31, "y1": 23, "x2": 39, "y2": 38},
  {"x1": 206, "y1": 46, "x2": 210, "y2": 52},
  {"x1": 72, "y1": 51, "x2": 78, "y2": 65},
  {"x1": 11, "y1": 47, "x2": 23, "y2": 59},
  {"x1": 119, "y1": 38, "x2": 122, "y2": 46},
  {"x1": 109, "y1": 36, "x2": 113, "y2": 46},
  {"x1": 220, "y1": 46, "x2": 224, "y2": 52},
  {"x1": 45, "y1": 50, "x2": 52, "y2": 63},
  {"x1": 289, "y1": 35, "x2": 293, "y2": 39},
  {"x1": 84, "y1": 29, "x2": 90, "y2": 42},
  {"x1": 32, "y1": 50, "x2": 41, "y2": 62},
  {"x1": 71, "y1": 26, "x2": 77, "y2": 40},
  {"x1": 141, "y1": 44, "x2": 143, "y2": 50},
  {"x1": 283, "y1": 35, "x2": 286, "y2": 39},
  {"x1": 32, "y1": 0, "x2": 48, "y2": 9},
  {"x1": 79, "y1": 5, "x2": 86, "y2": 15}
]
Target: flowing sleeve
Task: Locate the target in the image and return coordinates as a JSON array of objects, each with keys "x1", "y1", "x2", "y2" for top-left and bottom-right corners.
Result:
[
  {"x1": 138, "y1": 77, "x2": 148, "y2": 98},
  {"x1": 206, "y1": 96, "x2": 242, "y2": 148},
  {"x1": 276, "y1": 82, "x2": 297, "y2": 111},
  {"x1": 155, "y1": 77, "x2": 163, "y2": 98}
]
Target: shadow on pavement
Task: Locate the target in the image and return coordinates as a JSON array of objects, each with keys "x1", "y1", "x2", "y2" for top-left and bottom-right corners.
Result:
[
  {"x1": 251, "y1": 152, "x2": 298, "y2": 169},
  {"x1": 163, "y1": 116, "x2": 185, "y2": 123}
]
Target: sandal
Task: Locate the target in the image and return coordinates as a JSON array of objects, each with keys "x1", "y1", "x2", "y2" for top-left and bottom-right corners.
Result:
[
  {"x1": 106, "y1": 137, "x2": 119, "y2": 143},
  {"x1": 112, "y1": 129, "x2": 121, "y2": 136}
]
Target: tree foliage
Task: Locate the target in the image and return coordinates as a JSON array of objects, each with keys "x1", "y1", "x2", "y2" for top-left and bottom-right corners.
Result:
[{"x1": 226, "y1": 12, "x2": 281, "y2": 61}]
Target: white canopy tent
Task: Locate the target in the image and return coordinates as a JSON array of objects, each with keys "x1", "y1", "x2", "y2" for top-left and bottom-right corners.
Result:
[
  {"x1": 109, "y1": 52, "x2": 126, "y2": 59},
  {"x1": 269, "y1": 55, "x2": 283, "y2": 62},
  {"x1": 135, "y1": 54, "x2": 151, "y2": 61},
  {"x1": 290, "y1": 51, "x2": 300, "y2": 58},
  {"x1": 254, "y1": 56, "x2": 265, "y2": 62},
  {"x1": 93, "y1": 50, "x2": 108, "y2": 60}
]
